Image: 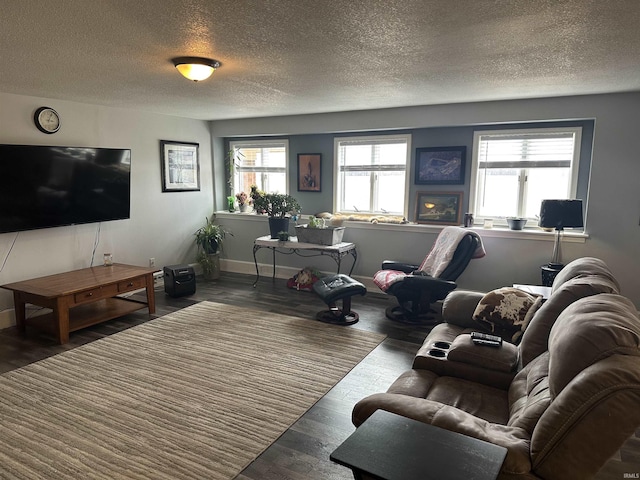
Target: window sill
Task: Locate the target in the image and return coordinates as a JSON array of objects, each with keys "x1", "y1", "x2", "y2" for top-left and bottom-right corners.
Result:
[{"x1": 215, "y1": 211, "x2": 588, "y2": 243}]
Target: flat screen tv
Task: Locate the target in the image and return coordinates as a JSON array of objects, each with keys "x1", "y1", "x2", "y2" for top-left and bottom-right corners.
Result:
[{"x1": 0, "y1": 144, "x2": 131, "y2": 234}]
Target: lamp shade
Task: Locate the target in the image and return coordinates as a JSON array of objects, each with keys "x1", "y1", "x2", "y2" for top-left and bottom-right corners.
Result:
[
  {"x1": 172, "y1": 57, "x2": 221, "y2": 82},
  {"x1": 539, "y1": 199, "x2": 584, "y2": 230}
]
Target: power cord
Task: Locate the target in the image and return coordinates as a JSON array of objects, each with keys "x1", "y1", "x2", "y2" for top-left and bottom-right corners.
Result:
[
  {"x1": 90, "y1": 223, "x2": 102, "y2": 267},
  {"x1": 0, "y1": 232, "x2": 19, "y2": 273}
]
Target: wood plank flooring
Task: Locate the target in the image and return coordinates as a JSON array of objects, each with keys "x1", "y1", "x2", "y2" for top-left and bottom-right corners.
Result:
[{"x1": 0, "y1": 271, "x2": 636, "y2": 479}]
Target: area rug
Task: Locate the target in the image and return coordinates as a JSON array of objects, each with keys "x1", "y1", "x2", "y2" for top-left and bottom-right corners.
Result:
[{"x1": 0, "y1": 301, "x2": 385, "y2": 479}]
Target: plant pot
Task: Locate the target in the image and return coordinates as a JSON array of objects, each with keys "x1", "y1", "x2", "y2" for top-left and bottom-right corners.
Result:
[
  {"x1": 268, "y1": 217, "x2": 290, "y2": 239},
  {"x1": 239, "y1": 204, "x2": 248, "y2": 213},
  {"x1": 507, "y1": 217, "x2": 527, "y2": 230},
  {"x1": 198, "y1": 252, "x2": 220, "y2": 280},
  {"x1": 204, "y1": 239, "x2": 219, "y2": 254},
  {"x1": 295, "y1": 225, "x2": 345, "y2": 245}
]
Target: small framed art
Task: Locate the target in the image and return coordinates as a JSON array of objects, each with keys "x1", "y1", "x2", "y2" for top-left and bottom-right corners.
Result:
[
  {"x1": 297, "y1": 153, "x2": 321, "y2": 192},
  {"x1": 415, "y1": 191, "x2": 463, "y2": 225},
  {"x1": 160, "y1": 140, "x2": 200, "y2": 192},
  {"x1": 415, "y1": 146, "x2": 466, "y2": 185}
]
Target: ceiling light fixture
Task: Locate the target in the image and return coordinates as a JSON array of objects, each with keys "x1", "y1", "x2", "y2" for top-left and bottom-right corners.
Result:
[{"x1": 172, "y1": 56, "x2": 221, "y2": 82}]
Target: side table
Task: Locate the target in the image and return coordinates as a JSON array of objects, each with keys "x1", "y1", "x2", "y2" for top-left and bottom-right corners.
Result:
[
  {"x1": 252, "y1": 235, "x2": 357, "y2": 287},
  {"x1": 330, "y1": 410, "x2": 507, "y2": 480},
  {"x1": 541, "y1": 263, "x2": 564, "y2": 287},
  {"x1": 513, "y1": 284, "x2": 552, "y2": 300}
]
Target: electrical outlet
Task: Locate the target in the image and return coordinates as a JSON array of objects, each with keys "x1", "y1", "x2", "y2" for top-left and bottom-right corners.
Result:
[{"x1": 149, "y1": 258, "x2": 155, "y2": 268}]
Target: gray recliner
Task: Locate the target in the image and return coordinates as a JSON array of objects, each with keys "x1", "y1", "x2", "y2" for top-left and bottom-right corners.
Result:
[
  {"x1": 352, "y1": 292, "x2": 640, "y2": 479},
  {"x1": 413, "y1": 257, "x2": 620, "y2": 389}
]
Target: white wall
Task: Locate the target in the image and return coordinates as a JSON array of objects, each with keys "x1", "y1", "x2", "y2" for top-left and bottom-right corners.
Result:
[
  {"x1": 211, "y1": 93, "x2": 640, "y2": 307},
  {"x1": 0, "y1": 92, "x2": 213, "y2": 327}
]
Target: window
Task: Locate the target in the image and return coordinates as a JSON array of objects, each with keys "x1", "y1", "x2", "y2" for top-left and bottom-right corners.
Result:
[
  {"x1": 334, "y1": 134, "x2": 411, "y2": 215},
  {"x1": 470, "y1": 127, "x2": 582, "y2": 223},
  {"x1": 229, "y1": 140, "x2": 289, "y2": 195}
]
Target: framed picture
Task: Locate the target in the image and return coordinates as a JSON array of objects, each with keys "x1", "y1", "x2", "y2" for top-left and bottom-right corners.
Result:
[
  {"x1": 415, "y1": 191, "x2": 463, "y2": 225},
  {"x1": 297, "y1": 153, "x2": 321, "y2": 192},
  {"x1": 415, "y1": 146, "x2": 466, "y2": 185},
  {"x1": 160, "y1": 140, "x2": 200, "y2": 192}
]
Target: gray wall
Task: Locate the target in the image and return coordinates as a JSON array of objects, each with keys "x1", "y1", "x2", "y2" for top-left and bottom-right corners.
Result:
[{"x1": 211, "y1": 93, "x2": 640, "y2": 307}]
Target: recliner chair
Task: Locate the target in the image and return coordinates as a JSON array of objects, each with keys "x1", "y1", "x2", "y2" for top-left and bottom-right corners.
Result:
[
  {"x1": 373, "y1": 226, "x2": 485, "y2": 322},
  {"x1": 353, "y1": 293, "x2": 640, "y2": 479},
  {"x1": 412, "y1": 257, "x2": 621, "y2": 389}
]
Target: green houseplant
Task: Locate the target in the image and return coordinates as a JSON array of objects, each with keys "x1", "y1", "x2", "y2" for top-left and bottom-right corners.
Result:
[
  {"x1": 194, "y1": 215, "x2": 232, "y2": 279},
  {"x1": 250, "y1": 186, "x2": 301, "y2": 238}
]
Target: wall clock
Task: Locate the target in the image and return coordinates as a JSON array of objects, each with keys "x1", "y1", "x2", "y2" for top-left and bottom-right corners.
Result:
[{"x1": 34, "y1": 106, "x2": 60, "y2": 134}]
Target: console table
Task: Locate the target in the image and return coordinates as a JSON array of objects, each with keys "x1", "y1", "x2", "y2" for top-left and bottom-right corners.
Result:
[
  {"x1": 331, "y1": 410, "x2": 507, "y2": 480},
  {"x1": 0, "y1": 263, "x2": 156, "y2": 344},
  {"x1": 253, "y1": 235, "x2": 357, "y2": 287}
]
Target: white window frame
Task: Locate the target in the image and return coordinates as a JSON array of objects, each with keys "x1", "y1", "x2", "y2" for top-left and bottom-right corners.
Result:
[
  {"x1": 229, "y1": 139, "x2": 289, "y2": 194},
  {"x1": 469, "y1": 127, "x2": 582, "y2": 226},
  {"x1": 333, "y1": 134, "x2": 412, "y2": 216}
]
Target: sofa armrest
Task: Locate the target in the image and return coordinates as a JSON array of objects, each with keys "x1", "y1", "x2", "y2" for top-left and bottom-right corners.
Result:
[
  {"x1": 352, "y1": 394, "x2": 532, "y2": 476},
  {"x1": 441, "y1": 290, "x2": 487, "y2": 329},
  {"x1": 401, "y1": 275, "x2": 457, "y2": 291},
  {"x1": 447, "y1": 334, "x2": 519, "y2": 373},
  {"x1": 381, "y1": 260, "x2": 419, "y2": 273}
]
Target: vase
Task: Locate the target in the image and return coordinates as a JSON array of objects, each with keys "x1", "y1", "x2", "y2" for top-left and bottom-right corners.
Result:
[
  {"x1": 227, "y1": 196, "x2": 235, "y2": 212},
  {"x1": 203, "y1": 252, "x2": 221, "y2": 280},
  {"x1": 239, "y1": 204, "x2": 247, "y2": 213}
]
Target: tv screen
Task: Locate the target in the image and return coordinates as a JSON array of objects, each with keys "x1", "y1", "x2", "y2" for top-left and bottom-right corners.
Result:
[{"x1": 0, "y1": 144, "x2": 131, "y2": 234}]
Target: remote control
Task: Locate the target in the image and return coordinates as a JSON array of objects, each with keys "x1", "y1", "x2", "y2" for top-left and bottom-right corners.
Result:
[
  {"x1": 470, "y1": 332, "x2": 502, "y2": 347},
  {"x1": 470, "y1": 332, "x2": 503, "y2": 344}
]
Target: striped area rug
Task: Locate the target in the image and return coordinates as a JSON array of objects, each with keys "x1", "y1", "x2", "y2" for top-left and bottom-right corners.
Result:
[{"x1": 0, "y1": 301, "x2": 385, "y2": 479}]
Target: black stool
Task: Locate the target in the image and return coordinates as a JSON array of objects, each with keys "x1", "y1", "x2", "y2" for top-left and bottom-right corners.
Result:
[{"x1": 313, "y1": 274, "x2": 367, "y2": 325}]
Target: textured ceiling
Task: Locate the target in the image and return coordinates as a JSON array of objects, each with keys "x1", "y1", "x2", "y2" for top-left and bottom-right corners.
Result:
[{"x1": 2, "y1": 0, "x2": 640, "y2": 120}]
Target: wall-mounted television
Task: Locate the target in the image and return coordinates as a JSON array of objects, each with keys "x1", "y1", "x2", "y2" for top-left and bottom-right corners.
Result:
[{"x1": 0, "y1": 144, "x2": 131, "y2": 234}]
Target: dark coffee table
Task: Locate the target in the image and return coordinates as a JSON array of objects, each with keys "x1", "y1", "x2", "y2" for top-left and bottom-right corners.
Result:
[{"x1": 330, "y1": 410, "x2": 507, "y2": 480}]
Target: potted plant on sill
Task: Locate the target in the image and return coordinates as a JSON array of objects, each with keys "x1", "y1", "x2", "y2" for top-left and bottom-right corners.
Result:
[
  {"x1": 235, "y1": 191, "x2": 251, "y2": 213},
  {"x1": 194, "y1": 214, "x2": 232, "y2": 279},
  {"x1": 250, "y1": 186, "x2": 301, "y2": 239}
]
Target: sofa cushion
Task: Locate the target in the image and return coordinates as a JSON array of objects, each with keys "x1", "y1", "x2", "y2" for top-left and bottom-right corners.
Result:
[
  {"x1": 548, "y1": 293, "x2": 640, "y2": 398},
  {"x1": 519, "y1": 274, "x2": 621, "y2": 367},
  {"x1": 472, "y1": 287, "x2": 541, "y2": 337},
  {"x1": 507, "y1": 352, "x2": 551, "y2": 435},
  {"x1": 551, "y1": 256, "x2": 619, "y2": 293},
  {"x1": 384, "y1": 369, "x2": 510, "y2": 425}
]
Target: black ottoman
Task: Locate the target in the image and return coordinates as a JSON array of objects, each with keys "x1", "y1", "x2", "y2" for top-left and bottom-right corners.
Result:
[{"x1": 313, "y1": 274, "x2": 367, "y2": 325}]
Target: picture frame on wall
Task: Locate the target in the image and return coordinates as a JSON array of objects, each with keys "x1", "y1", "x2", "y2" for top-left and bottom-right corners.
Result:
[
  {"x1": 415, "y1": 191, "x2": 463, "y2": 225},
  {"x1": 160, "y1": 140, "x2": 200, "y2": 192},
  {"x1": 297, "y1": 153, "x2": 321, "y2": 192},
  {"x1": 415, "y1": 146, "x2": 466, "y2": 185}
]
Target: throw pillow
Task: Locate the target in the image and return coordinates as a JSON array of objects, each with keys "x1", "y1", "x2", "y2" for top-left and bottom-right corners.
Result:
[{"x1": 473, "y1": 287, "x2": 542, "y2": 337}]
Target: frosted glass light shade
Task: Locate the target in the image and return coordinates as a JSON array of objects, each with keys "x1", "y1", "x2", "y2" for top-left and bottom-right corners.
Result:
[{"x1": 172, "y1": 57, "x2": 221, "y2": 82}]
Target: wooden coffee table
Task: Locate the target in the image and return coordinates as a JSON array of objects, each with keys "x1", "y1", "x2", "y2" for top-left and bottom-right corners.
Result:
[{"x1": 1, "y1": 263, "x2": 157, "y2": 344}]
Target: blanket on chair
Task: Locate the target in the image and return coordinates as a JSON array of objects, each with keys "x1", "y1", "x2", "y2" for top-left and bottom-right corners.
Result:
[{"x1": 418, "y1": 226, "x2": 486, "y2": 278}]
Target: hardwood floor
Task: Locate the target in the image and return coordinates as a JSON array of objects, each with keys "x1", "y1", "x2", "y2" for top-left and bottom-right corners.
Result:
[{"x1": 0, "y1": 271, "x2": 636, "y2": 479}]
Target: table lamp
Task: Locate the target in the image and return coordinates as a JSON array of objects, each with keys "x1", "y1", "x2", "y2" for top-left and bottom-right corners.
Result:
[{"x1": 539, "y1": 199, "x2": 584, "y2": 285}]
